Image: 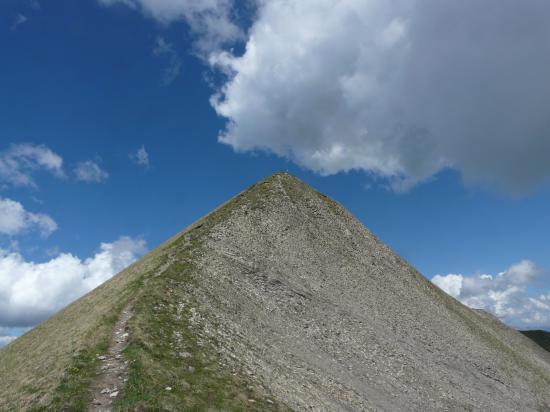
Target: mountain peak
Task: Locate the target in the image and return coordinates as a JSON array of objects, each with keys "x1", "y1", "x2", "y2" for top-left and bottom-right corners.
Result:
[{"x1": 2, "y1": 174, "x2": 550, "y2": 411}]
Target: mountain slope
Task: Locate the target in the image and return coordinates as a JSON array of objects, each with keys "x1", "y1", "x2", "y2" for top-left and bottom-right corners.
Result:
[
  {"x1": 1, "y1": 172, "x2": 549, "y2": 411},
  {"x1": 521, "y1": 330, "x2": 550, "y2": 353}
]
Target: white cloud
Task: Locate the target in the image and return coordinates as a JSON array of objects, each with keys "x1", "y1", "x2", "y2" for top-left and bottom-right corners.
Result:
[
  {"x1": 11, "y1": 14, "x2": 28, "y2": 30},
  {"x1": 0, "y1": 336, "x2": 16, "y2": 347},
  {"x1": 0, "y1": 198, "x2": 57, "y2": 237},
  {"x1": 431, "y1": 273, "x2": 462, "y2": 299},
  {"x1": 74, "y1": 160, "x2": 109, "y2": 183},
  {"x1": 211, "y1": 0, "x2": 550, "y2": 193},
  {"x1": 432, "y1": 260, "x2": 550, "y2": 329},
  {"x1": 0, "y1": 326, "x2": 27, "y2": 347},
  {"x1": 98, "y1": 0, "x2": 242, "y2": 54},
  {"x1": 152, "y1": 37, "x2": 182, "y2": 85},
  {"x1": 0, "y1": 236, "x2": 146, "y2": 329},
  {"x1": 0, "y1": 144, "x2": 64, "y2": 188},
  {"x1": 130, "y1": 145, "x2": 150, "y2": 168}
]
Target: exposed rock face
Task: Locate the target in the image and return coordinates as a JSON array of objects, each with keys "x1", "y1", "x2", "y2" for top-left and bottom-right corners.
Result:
[
  {"x1": 1, "y1": 172, "x2": 550, "y2": 411},
  {"x1": 180, "y1": 173, "x2": 550, "y2": 411}
]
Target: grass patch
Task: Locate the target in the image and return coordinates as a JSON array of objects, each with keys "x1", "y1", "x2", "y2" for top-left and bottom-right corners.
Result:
[
  {"x1": 47, "y1": 343, "x2": 107, "y2": 410},
  {"x1": 35, "y1": 267, "x2": 161, "y2": 411},
  {"x1": 116, "y1": 224, "x2": 285, "y2": 411},
  {"x1": 46, "y1": 296, "x2": 134, "y2": 410}
]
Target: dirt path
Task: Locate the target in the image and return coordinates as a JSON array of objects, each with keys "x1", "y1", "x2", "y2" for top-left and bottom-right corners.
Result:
[
  {"x1": 88, "y1": 255, "x2": 176, "y2": 411},
  {"x1": 88, "y1": 305, "x2": 133, "y2": 411}
]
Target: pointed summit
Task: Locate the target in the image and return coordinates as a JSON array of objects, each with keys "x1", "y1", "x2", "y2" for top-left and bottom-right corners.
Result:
[{"x1": 1, "y1": 174, "x2": 550, "y2": 410}]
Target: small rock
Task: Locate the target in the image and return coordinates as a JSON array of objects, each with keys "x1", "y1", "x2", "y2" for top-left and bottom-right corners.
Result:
[
  {"x1": 109, "y1": 391, "x2": 119, "y2": 398},
  {"x1": 165, "y1": 386, "x2": 172, "y2": 391},
  {"x1": 97, "y1": 355, "x2": 107, "y2": 360},
  {"x1": 100, "y1": 388, "x2": 110, "y2": 394},
  {"x1": 248, "y1": 399, "x2": 256, "y2": 403},
  {"x1": 266, "y1": 399, "x2": 274, "y2": 404},
  {"x1": 92, "y1": 399, "x2": 102, "y2": 405}
]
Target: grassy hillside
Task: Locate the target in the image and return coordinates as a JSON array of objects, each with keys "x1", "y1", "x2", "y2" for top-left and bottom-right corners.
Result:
[
  {"x1": 0, "y1": 239, "x2": 166, "y2": 409},
  {"x1": 0, "y1": 176, "x2": 287, "y2": 411}
]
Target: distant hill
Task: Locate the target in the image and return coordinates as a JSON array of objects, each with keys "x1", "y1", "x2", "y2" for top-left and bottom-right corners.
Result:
[
  {"x1": 521, "y1": 330, "x2": 550, "y2": 353},
  {"x1": 1, "y1": 173, "x2": 550, "y2": 411}
]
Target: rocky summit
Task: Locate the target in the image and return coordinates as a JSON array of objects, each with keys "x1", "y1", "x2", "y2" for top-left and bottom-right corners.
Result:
[{"x1": 1, "y1": 172, "x2": 549, "y2": 411}]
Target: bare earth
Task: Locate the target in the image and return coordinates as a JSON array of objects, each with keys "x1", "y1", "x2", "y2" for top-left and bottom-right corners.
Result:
[
  {"x1": 178, "y1": 173, "x2": 550, "y2": 411},
  {"x1": 88, "y1": 305, "x2": 133, "y2": 411}
]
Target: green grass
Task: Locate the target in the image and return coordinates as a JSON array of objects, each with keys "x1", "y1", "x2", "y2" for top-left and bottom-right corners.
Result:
[
  {"x1": 47, "y1": 344, "x2": 107, "y2": 410},
  {"x1": 0, "y1": 240, "x2": 171, "y2": 410},
  {"x1": 115, "y1": 221, "x2": 286, "y2": 411},
  {"x1": 45, "y1": 274, "x2": 157, "y2": 411}
]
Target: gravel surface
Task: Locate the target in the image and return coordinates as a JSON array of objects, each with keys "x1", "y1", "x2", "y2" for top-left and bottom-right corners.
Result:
[
  {"x1": 176, "y1": 172, "x2": 550, "y2": 411},
  {"x1": 88, "y1": 305, "x2": 133, "y2": 411}
]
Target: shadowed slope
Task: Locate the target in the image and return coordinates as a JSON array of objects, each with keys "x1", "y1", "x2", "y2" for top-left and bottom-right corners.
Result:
[
  {"x1": 521, "y1": 330, "x2": 550, "y2": 353},
  {"x1": 1, "y1": 173, "x2": 550, "y2": 411}
]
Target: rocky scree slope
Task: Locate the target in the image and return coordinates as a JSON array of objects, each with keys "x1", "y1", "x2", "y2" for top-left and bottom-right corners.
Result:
[{"x1": 1, "y1": 172, "x2": 550, "y2": 411}]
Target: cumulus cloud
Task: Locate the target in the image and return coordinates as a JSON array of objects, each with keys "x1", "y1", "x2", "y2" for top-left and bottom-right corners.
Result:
[
  {"x1": 130, "y1": 145, "x2": 150, "y2": 168},
  {"x1": 74, "y1": 160, "x2": 109, "y2": 183},
  {"x1": 0, "y1": 335, "x2": 16, "y2": 348},
  {"x1": 0, "y1": 198, "x2": 57, "y2": 237},
  {"x1": 431, "y1": 273, "x2": 463, "y2": 299},
  {"x1": 0, "y1": 326, "x2": 26, "y2": 348},
  {"x1": 152, "y1": 37, "x2": 182, "y2": 85},
  {"x1": 98, "y1": 0, "x2": 242, "y2": 54},
  {"x1": 210, "y1": 0, "x2": 550, "y2": 193},
  {"x1": 432, "y1": 260, "x2": 550, "y2": 329},
  {"x1": 0, "y1": 236, "x2": 146, "y2": 329},
  {"x1": 0, "y1": 143, "x2": 64, "y2": 188}
]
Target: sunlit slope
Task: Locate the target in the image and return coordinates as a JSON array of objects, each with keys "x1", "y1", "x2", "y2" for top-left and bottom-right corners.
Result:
[
  {"x1": 1, "y1": 172, "x2": 549, "y2": 411},
  {"x1": 0, "y1": 239, "x2": 166, "y2": 409}
]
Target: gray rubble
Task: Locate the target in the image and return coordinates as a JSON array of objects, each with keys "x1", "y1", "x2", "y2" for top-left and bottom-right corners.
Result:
[{"x1": 174, "y1": 172, "x2": 550, "y2": 411}]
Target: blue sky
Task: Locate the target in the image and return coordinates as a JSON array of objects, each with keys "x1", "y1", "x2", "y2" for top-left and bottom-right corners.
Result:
[{"x1": 1, "y1": 0, "x2": 550, "y2": 345}]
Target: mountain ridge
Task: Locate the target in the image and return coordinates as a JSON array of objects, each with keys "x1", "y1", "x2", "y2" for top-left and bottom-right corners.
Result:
[{"x1": 1, "y1": 172, "x2": 549, "y2": 411}]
